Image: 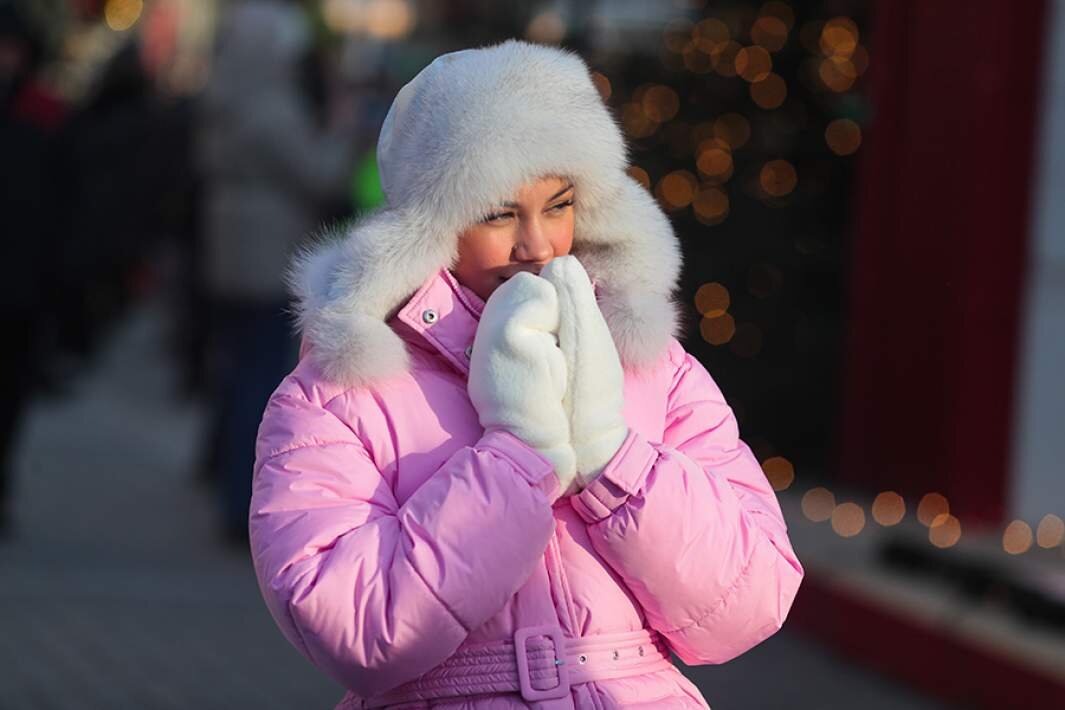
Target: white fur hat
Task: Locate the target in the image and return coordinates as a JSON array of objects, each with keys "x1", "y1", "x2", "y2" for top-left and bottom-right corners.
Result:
[{"x1": 287, "y1": 39, "x2": 683, "y2": 388}]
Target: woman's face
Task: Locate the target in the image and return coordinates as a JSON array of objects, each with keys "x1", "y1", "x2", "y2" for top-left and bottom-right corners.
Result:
[{"x1": 452, "y1": 175, "x2": 575, "y2": 302}]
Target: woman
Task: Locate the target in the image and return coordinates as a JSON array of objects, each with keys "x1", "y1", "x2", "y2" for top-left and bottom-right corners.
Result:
[{"x1": 250, "y1": 39, "x2": 804, "y2": 709}]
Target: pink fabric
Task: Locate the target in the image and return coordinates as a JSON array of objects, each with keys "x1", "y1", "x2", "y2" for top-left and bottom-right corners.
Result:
[{"x1": 250, "y1": 267, "x2": 804, "y2": 709}]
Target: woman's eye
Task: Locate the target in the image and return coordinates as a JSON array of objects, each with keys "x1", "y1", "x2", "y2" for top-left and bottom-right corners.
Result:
[
  {"x1": 549, "y1": 199, "x2": 574, "y2": 212},
  {"x1": 483, "y1": 211, "x2": 512, "y2": 223}
]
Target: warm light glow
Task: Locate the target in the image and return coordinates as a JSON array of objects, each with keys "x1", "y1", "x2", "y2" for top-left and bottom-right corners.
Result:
[
  {"x1": 695, "y1": 282, "x2": 730, "y2": 316},
  {"x1": 819, "y1": 56, "x2": 858, "y2": 92},
  {"x1": 323, "y1": 0, "x2": 363, "y2": 33},
  {"x1": 642, "y1": 85, "x2": 680, "y2": 122},
  {"x1": 871, "y1": 491, "x2": 906, "y2": 526},
  {"x1": 750, "y1": 72, "x2": 787, "y2": 109},
  {"x1": 736, "y1": 46, "x2": 773, "y2": 83},
  {"x1": 627, "y1": 165, "x2": 651, "y2": 190},
  {"x1": 713, "y1": 113, "x2": 751, "y2": 149},
  {"x1": 663, "y1": 19, "x2": 695, "y2": 52},
  {"x1": 1003, "y1": 520, "x2": 1033, "y2": 555},
  {"x1": 759, "y1": 160, "x2": 797, "y2": 197},
  {"x1": 622, "y1": 103, "x2": 658, "y2": 138},
  {"x1": 711, "y1": 41, "x2": 742, "y2": 77},
  {"x1": 762, "y1": 456, "x2": 795, "y2": 491},
  {"x1": 759, "y1": 1, "x2": 796, "y2": 31},
  {"x1": 825, "y1": 118, "x2": 862, "y2": 155},
  {"x1": 751, "y1": 15, "x2": 789, "y2": 52},
  {"x1": 105, "y1": 0, "x2": 143, "y2": 31},
  {"x1": 832, "y1": 502, "x2": 866, "y2": 537},
  {"x1": 1036, "y1": 514, "x2": 1065, "y2": 548},
  {"x1": 591, "y1": 71, "x2": 612, "y2": 102},
  {"x1": 916, "y1": 492, "x2": 949, "y2": 526},
  {"x1": 820, "y1": 17, "x2": 859, "y2": 57},
  {"x1": 700, "y1": 312, "x2": 736, "y2": 345},
  {"x1": 657, "y1": 170, "x2": 698, "y2": 209},
  {"x1": 802, "y1": 487, "x2": 836, "y2": 522},
  {"x1": 930, "y1": 514, "x2": 962, "y2": 548},
  {"x1": 693, "y1": 18, "x2": 730, "y2": 52},
  {"x1": 365, "y1": 0, "x2": 415, "y2": 38},
  {"x1": 696, "y1": 144, "x2": 733, "y2": 183},
  {"x1": 683, "y1": 42, "x2": 715, "y2": 74},
  {"x1": 693, "y1": 185, "x2": 729, "y2": 225},
  {"x1": 526, "y1": 10, "x2": 566, "y2": 44}
]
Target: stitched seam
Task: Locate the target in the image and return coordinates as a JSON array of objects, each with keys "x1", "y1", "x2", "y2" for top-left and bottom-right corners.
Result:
[{"x1": 658, "y1": 535, "x2": 765, "y2": 635}]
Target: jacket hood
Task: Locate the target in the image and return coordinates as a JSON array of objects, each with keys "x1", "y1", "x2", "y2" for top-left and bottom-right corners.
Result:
[{"x1": 286, "y1": 39, "x2": 684, "y2": 388}]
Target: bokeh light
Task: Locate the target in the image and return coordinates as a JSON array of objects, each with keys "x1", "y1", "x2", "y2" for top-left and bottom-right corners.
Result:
[
  {"x1": 642, "y1": 85, "x2": 680, "y2": 122},
  {"x1": 750, "y1": 72, "x2": 787, "y2": 109},
  {"x1": 832, "y1": 502, "x2": 866, "y2": 537},
  {"x1": 916, "y1": 492, "x2": 950, "y2": 526},
  {"x1": 711, "y1": 41, "x2": 742, "y2": 77},
  {"x1": 1003, "y1": 520, "x2": 1034, "y2": 555},
  {"x1": 526, "y1": 10, "x2": 566, "y2": 44},
  {"x1": 695, "y1": 282, "x2": 730, "y2": 316},
  {"x1": 762, "y1": 456, "x2": 795, "y2": 491},
  {"x1": 105, "y1": 0, "x2": 143, "y2": 31},
  {"x1": 1036, "y1": 514, "x2": 1065, "y2": 548},
  {"x1": 750, "y1": 15, "x2": 789, "y2": 52},
  {"x1": 929, "y1": 514, "x2": 962, "y2": 548},
  {"x1": 713, "y1": 113, "x2": 751, "y2": 149},
  {"x1": 701, "y1": 312, "x2": 736, "y2": 344},
  {"x1": 871, "y1": 491, "x2": 906, "y2": 526},
  {"x1": 819, "y1": 17, "x2": 859, "y2": 58},
  {"x1": 825, "y1": 118, "x2": 862, "y2": 155},
  {"x1": 759, "y1": 160, "x2": 797, "y2": 197},
  {"x1": 736, "y1": 46, "x2": 773, "y2": 82},
  {"x1": 693, "y1": 184, "x2": 730, "y2": 225},
  {"x1": 802, "y1": 487, "x2": 836, "y2": 522},
  {"x1": 627, "y1": 165, "x2": 651, "y2": 190},
  {"x1": 657, "y1": 170, "x2": 698, "y2": 210},
  {"x1": 819, "y1": 56, "x2": 857, "y2": 92},
  {"x1": 591, "y1": 71, "x2": 612, "y2": 102},
  {"x1": 696, "y1": 140, "x2": 734, "y2": 183}
]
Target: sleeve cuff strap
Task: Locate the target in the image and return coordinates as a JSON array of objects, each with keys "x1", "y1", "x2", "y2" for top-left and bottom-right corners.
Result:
[{"x1": 570, "y1": 429, "x2": 658, "y2": 523}]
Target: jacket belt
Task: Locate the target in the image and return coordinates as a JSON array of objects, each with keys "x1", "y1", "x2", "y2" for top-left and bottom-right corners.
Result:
[{"x1": 361, "y1": 626, "x2": 673, "y2": 708}]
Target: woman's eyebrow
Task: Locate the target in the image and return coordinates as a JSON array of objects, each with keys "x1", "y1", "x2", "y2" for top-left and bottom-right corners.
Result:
[{"x1": 499, "y1": 183, "x2": 575, "y2": 208}]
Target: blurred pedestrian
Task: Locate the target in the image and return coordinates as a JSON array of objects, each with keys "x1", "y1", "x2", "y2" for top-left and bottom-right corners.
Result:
[{"x1": 195, "y1": 0, "x2": 358, "y2": 543}]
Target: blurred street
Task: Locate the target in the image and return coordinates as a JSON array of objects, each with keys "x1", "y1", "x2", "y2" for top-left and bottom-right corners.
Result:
[{"x1": 0, "y1": 289, "x2": 949, "y2": 709}]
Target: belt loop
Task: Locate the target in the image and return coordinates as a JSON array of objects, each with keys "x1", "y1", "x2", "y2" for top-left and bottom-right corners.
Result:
[{"x1": 514, "y1": 624, "x2": 571, "y2": 702}]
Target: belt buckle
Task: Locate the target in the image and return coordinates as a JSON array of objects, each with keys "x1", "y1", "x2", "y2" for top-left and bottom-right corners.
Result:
[{"x1": 514, "y1": 624, "x2": 570, "y2": 702}]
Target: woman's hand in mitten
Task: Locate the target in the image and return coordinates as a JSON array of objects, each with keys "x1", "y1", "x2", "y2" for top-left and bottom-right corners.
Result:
[
  {"x1": 467, "y1": 272, "x2": 579, "y2": 495},
  {"x1": 540, "y1": 255, "x2": 629, "y2": 490}
]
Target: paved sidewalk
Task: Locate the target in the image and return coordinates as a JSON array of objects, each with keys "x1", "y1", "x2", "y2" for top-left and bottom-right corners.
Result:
[{"x1": 0, "y1": 295, "x2": 947, "y2": 709}]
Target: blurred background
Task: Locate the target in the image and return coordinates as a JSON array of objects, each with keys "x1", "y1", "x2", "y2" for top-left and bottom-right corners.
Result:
[{"x1": 0, "y1": 0, "x2": 1062, "y2": 708}]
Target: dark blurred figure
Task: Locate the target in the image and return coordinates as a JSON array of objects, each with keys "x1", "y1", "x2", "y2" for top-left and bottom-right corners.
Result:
[
  {"x1": 0, "y1": 1, "x2": 64, "y2": 537},
  {"x1": 49, "y1": 40, "x2": 168, "y2": 374},
  {"x1": 195, "y1": 0, "x2": 358, "y2": 544}
]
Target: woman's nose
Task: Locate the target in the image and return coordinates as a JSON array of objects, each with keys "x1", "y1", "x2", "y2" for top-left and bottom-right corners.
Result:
[{"x1": 512, "y1": 217, "x2": 554, "y2": 262}]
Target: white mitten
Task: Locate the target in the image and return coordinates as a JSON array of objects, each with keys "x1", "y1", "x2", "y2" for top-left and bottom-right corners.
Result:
[
  {"x1": 467, "y1": 272, "x2": 579, "y2": 495},
  {"x1": 540, "y1": 256, "x2": 629, "y2": 489}
]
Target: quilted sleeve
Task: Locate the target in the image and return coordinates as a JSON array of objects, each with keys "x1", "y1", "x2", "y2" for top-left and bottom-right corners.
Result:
[
  {"x1": 568, "y1": 338, "x2": 804, "y2": 665},
  {"x1": 249, "y1": 389, "x2": 562, "y2": 698}
]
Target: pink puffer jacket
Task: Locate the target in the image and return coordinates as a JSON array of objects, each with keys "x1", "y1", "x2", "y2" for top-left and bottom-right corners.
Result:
[{"x1": 250, "y1": 266, "x2": 805, "y2": 709}]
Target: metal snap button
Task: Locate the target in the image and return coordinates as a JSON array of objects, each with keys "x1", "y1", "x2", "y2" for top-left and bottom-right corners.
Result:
[
  {"x1": 612, "y1": 649, "x2": 620, "y2": 660},
  {"x1": 421, "y1": 309, "x2": 438, "y2": 324},
  {"x1": 577, "y1": 654, "x2": 587, "y2": 664}
]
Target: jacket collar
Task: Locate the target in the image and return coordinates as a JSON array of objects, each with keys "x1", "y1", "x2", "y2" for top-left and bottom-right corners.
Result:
[{"x1": 392, "y1": 267, "x2": 484, "y2": 378}]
